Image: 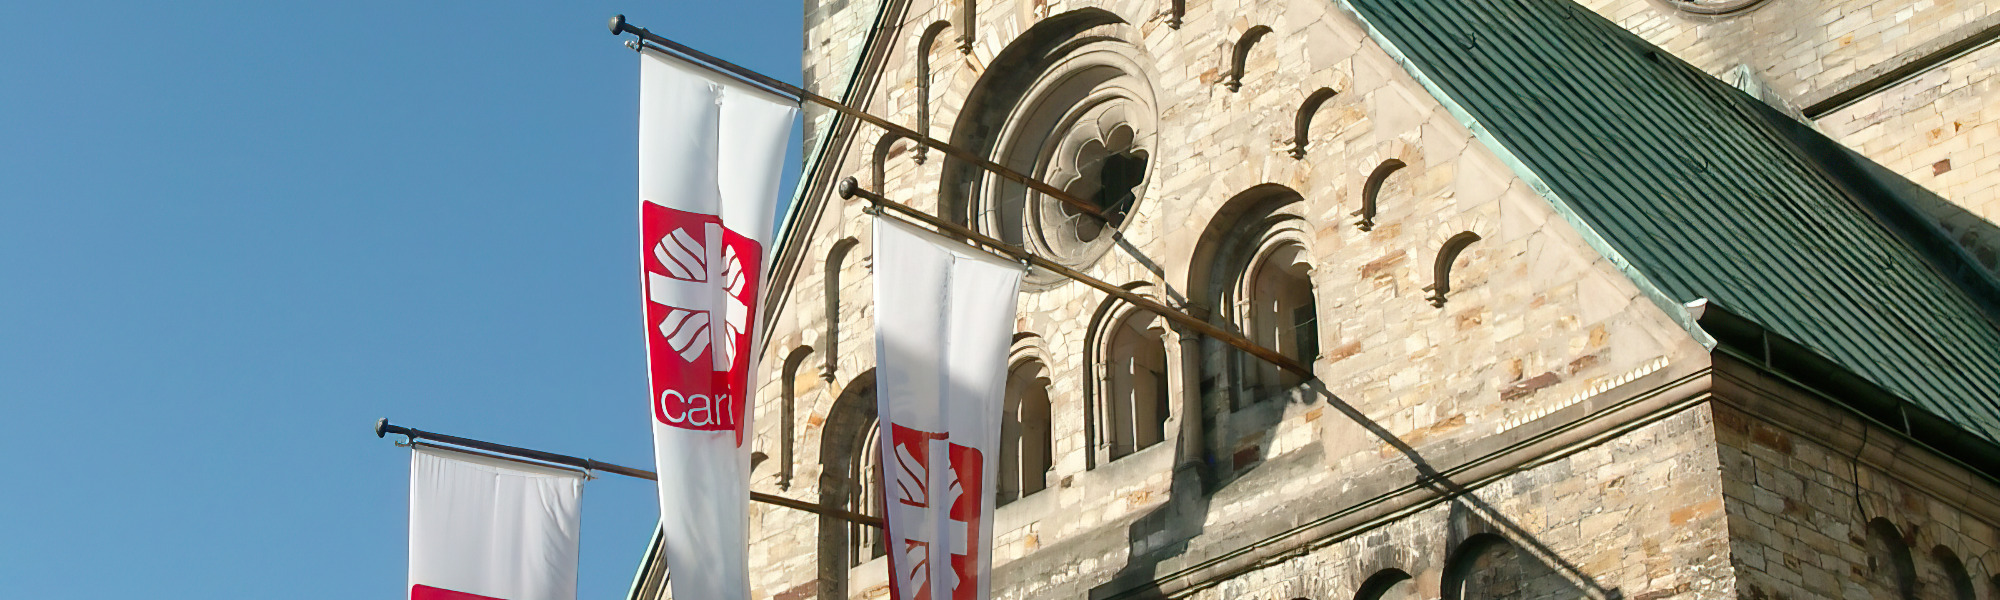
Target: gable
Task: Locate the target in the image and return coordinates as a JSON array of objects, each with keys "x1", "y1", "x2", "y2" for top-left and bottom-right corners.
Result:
[{"x1": 1341, "y1": 0, "x2": 2000, "y2": 454}]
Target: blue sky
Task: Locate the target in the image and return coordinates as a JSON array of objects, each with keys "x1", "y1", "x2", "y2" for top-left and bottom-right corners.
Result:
[{"x1": 0, "y1": 1, "x2": 805, "y2": 597}]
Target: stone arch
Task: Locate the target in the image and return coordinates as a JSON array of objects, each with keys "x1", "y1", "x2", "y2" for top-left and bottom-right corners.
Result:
[
  {"x1": 1187, "y1": 184, "x2": 1320, "y2": 409},
  {"x1": 915, "y1": 20, "x2": 955, "y2": 163},
  {"x1": 1291, "y1": 87, "x2": 1340, "y2": 159},
  {"x1": 1226, "y1": 25, "x2": 1273, "y2": 93},
  {"x1": 816, "y1": 370, "x2": 881, "y2": 600},
  {"x1": 1357, "y1": 160, "x2": 1406, "y2": 232},
  {"x1": 939, "y1": 8, "x2": 1157, "y2": 283},
  {"x1": 1352, "y1": 140, "x2": 1419, "y2": 231},
  {"x1": 872, "y1": 132, "x2": 911, "y2": 190},
  {"x1": 823, "y1": 237, "x2": 861, "y2": 379},
  {"x1": 1084, "y1": 285, "x2": 1173, "y2": 465},
  {"x1": 999, "y1": 351, "x2": 1055, "y2": 503},
  {"x1": 1443, "y1": 533, "x2": 1573, "y2": 600},
  {"x1": 1427, "y1": 231, "x2": 1482, "y2": 307},
  {"x1": 1355, "y1": 568, "x2": 1418, "y2": 600},
  {"x1": 776, "y1": 345, "x2": 817, "y2": 490},
  {"x1": 1930, "y1": 545, "x2": 1975, "y2": 600},
  {"x1": 1863, "y1": 517, "x2": 1916, "y2": 599}
]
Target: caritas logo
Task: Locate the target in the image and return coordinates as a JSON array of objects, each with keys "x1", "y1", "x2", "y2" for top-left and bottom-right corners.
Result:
[
  {"x1": 887, "y1": 424, "x2": 984, "y2": 600},
  {"x1": 643, "y1": 203, "x2": 762, "y2": 446}
]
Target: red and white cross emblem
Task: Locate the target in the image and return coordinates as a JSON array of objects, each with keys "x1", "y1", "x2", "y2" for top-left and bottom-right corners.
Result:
[
  {"x1": 886, "y1": 424, "x2": 984, "y2": 600},
  {"x1": 643, "y1": 203, "x2": 762, "y2": 445}
]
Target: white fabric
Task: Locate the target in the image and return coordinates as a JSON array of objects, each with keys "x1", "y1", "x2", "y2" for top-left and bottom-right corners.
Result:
[
  {"x1": 638, "y1": 47, "x2": 797, "y2": 600},
  {"x1": 872, "y1": 217, "x2": 1024, "y2": 600},
  {"x1": 408, "y1": 447, "x2": 584, "y2": 600}
]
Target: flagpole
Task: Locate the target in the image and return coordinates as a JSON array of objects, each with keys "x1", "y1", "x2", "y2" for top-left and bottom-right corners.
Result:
[
  {"x1": 375, "y1": 419, "x2": 884, "y2": 528},
  {"x1": 607, "y1": 15, "x2": 1119, "y2": 224},
  {"x1": 837, "y1": 177, "x2": 1318, "y2": 380}
]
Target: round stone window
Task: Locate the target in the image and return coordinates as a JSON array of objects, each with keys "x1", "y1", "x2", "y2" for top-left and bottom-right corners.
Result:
[
  {"x1": 1662, "y1": 0, "x2": 1768, "y2": 15},
  {"x1": 1029, "y1": 100, "x2": 1150, "y2": 261},
  {"x1": 966, "y1": 43, "x2": 1158, "y2": 283}
]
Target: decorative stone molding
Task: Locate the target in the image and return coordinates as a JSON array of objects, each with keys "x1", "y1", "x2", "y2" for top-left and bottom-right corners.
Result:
[
  {"x1": 945, "y1": 17, "x2": 1159, "y2": 283},
  {"x1": 1660, "y1": 0, "x2": 1769, "y2": 16}
]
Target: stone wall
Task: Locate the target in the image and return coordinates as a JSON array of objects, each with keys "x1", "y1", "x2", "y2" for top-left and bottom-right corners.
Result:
[
  {"x1": 1817, "y1": 39, "x2": 2000, "y2": 229},
  {"x1": 1709, "y1": 368, "x2": 2000, "y2": 600},
  {"x1": 743, "y1": 0, "x2": 1737, "y2": 598}
]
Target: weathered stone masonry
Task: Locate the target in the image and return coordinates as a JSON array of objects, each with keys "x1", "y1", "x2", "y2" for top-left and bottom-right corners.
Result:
[{"x1": 636, "y1": 0, "x2": 2000, "y2": 598}]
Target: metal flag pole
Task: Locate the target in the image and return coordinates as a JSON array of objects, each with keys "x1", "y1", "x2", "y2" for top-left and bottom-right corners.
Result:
[
  {"x1": 375, "y1": 418, "x2": 884, "y2": 528},
  {"x1": 838, "y1": 177, "x2": 1317, "y2": 379},
  {"x1": 607, "y1": 15, "x2": 1119, "y2": 224},
  {"x1": 606, "y1": 16, "x2": 1322, "y2": 377}
]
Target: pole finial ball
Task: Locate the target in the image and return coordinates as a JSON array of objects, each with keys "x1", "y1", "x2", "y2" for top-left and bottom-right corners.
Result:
[
  {"x1": 609, "y1": 15, "x2": 627, "y2": 35},
  {"x1": 837, "y1": 176, "x2": 859, "y2": 199},
  {"x1": 375, "y1": 418, "x2": 389, "y2": 438}
]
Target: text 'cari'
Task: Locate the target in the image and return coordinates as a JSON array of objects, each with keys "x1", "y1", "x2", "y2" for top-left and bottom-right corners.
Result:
[{"x1": 657, "y1": 389, "x2": 736, "y2": 429}]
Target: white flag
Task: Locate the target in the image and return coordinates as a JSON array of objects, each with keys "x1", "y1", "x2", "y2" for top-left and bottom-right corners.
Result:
[
  {"x1": 408, "y1": 447, "x2": 584, "y2": 600},
  {"x1": 638, "y1": 47, "x2": 797, "y2": 600},
  {"x1": 872, "y1": 217, "x2": 1025, "y2": 600}
]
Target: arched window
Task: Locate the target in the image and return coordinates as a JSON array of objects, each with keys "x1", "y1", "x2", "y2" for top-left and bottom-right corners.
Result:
[
  {"x1": 999, "y1": 361, "x2": 1053, "y2": 504},
  {"x1": 816, "y1": 373, "x2": 883, "y2": 599},
  {"x1": 1104, "y1": 308, "x2": 1170, "y2": 461},
  {"x1": 1189, "y1": 185, "x2": 1318, "y2": 410},
  {"x1": 1355, "y1": 569, "x2": 1418, "y2": 600},
  {"x1": 849, "y1": 419, "x2": 884, "y2": 566},
  {"x1": 1443, "y1": 534, "x2": 1575, "y2": 600},
  {"x1": 1246, "y1": 243, "x2": 1318, "y2": 391},
  {"x1": 1929, "y1": 546, "x2": 1975, "y2": 600},
  {"x1": 1863, "y1": 518, "x2": 1916, "y2": 600}
]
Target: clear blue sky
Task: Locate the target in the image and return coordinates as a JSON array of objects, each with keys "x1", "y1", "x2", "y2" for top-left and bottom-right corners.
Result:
[{"x1": 0, "y1": 2, "x2": 805, "y2": 597}]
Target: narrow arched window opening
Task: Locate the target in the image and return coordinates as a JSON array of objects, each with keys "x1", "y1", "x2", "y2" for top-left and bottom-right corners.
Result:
[
  {"x1": 1428, "y1": 232, "x2": 1482, "y2": 307},
  {"x1": 999, "y1": 362, "x2": 1054, "y2": 504},
  {"x1": 1863, "y1": 518, "x2": 1916, "y2": 599},
  {"x1": 1105, "y1": 310, "x2": 1170, "y2": 460},
  {"x1": 1444, "y1": 534, "x2": 1577, "y2": 600},
  {"x1": 1247, "y1": 243, "x2": 1318, "y2": 391},
  {"x1": 1930, "y1": 546, "x2": 1975, "y2": 600},
  {"x1": 1355, "y1": 569, "x2": 1418, "y2": 600},
  {"x1": 816, "y1": 373, "x2": 882, "y2": 600},
  {"x1": 849, "y1": 420, "x2": 885, "y2": 566},
  {"x1": 1291, "y1": 87, "x2": 1339, "y2": 159}
]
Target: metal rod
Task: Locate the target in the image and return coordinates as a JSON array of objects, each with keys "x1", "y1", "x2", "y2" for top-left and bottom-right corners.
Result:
[
  {"x1": 838, "y1": 177, "x2": 1317, "y2": 379},
  {"x1": 375, "y1": 418, "x2": 884, "y2": 528},
  {"x1": 607, "y1": 15, "x2": 1117, "y2": 224}
]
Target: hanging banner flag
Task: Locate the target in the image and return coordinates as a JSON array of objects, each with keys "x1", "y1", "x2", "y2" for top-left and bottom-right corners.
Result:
[
  {"x1": 872, "y1": 217, "x2": 1025, "y2": 600},
  {"x1": 408, "y1": 446, "x2": 584, "y2": 600},
  {"x1": 638, "y1": 47, "x2": 797, "y2": 600}
]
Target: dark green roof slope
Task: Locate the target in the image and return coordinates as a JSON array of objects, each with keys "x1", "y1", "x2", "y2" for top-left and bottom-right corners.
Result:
[{"x1": 1341, "y1": 0, "x2": 2000, "y2": 452}]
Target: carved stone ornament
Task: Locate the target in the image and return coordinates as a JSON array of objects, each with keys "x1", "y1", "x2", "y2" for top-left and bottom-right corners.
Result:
[{"x1": 1662, "y1": 0, "x2": 1769, "y2": 15}]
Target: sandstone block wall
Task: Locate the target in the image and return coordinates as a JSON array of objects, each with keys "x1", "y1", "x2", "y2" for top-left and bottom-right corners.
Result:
[
  {"x1": 1709, "y1": 386, "x2": 2000, "y2": 600},
  {"x1": 742, "y1": 0, "x2": 1738, "y2": 597}
]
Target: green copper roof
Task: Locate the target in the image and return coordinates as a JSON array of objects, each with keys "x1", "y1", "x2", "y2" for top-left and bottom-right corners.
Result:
[{"x1": 1342, "y1": 0, "x2": 2000, "y2": 449}]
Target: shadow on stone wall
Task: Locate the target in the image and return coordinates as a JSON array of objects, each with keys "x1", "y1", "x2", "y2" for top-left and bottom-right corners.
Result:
[{"x1": 1089, "y1": 378, "x2": 1622, "y2": 599}]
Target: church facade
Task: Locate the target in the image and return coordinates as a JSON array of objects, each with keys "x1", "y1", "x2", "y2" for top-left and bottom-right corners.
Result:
[{"x1": 632, "y1": 0, "x2": 2000, "y2": 598}]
